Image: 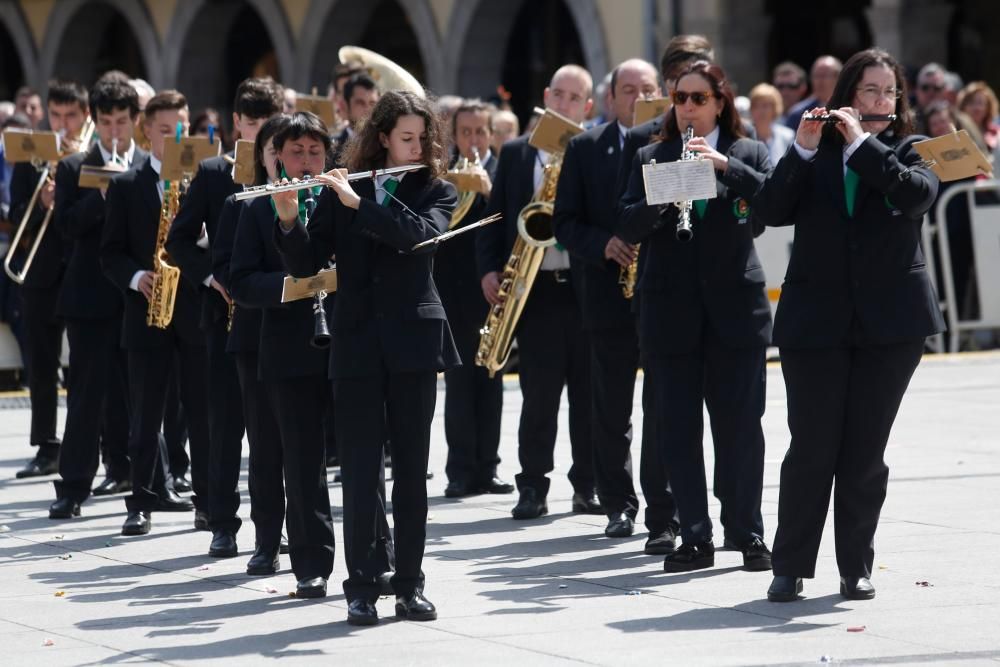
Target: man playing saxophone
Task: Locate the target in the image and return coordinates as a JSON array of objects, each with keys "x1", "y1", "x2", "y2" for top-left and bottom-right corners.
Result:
[
  {"x1": 101, "y1": 91, "x2": 210, "y2": 536},
  {"x1": 476, "y1": 65, "x2": 600, "y2": 520}
]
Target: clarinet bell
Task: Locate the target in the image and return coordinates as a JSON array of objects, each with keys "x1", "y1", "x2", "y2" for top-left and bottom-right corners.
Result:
[{"x1": 311, "y1": 293, "x2": 331, "y2": 349}]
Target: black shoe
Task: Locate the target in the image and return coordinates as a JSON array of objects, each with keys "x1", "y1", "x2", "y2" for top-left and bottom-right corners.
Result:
[
  {"x1": 741, "y1": 537, "x2": 773, "y2": 571},
  {"x1": 246, "y1": 545, "x2": 279, "y2": 575},
  {"x1": 767, "y1": 575, "x2": 804, "y2": 602},
  {"x1": 394, "y1": 591, "x2": 437, "y2": 621},
  {"x1": 604, "y1": 512, "x2": 634, "y2": 538},
  {"x1": 49, "y1": 497, "x2": 81, "y2": 519},
  {"x1": 92, "y1": 477, "x2": 130, "y2": 496},
  {"x1": 172, "y1": 475, "x2": 192, "y2": 493},
  {"x1": 377, "y1": 571, "x2": 394, "y2": 596},
  {"x1": 193, "y1": 510, "x2": 210, "y2": 531},
  {"x1": 347, "y1": 599, "x2": 379, "y2": 626},
  {"x1": 480, "y1": 476, "x2": 515, "y2": 494},
  {"x1": 840, "y1": 576, "x2": 876, "y2": 600},
  {"x1": 209, "y1": 531, "x2": 238, "y2": 558},
  {"x1": 663, "y1": 541, "x2": 715, "y2": 572},
  {"x1": 279, "y1": 535, "x2": 289, "y2": 554},
  {"x1": 644, "y1": 529, "x2": 678, "y2": 555},
  {"x1": 122, "y1": 511, "x2": 151, "y2": 535},
  {"x1": 295, "y1": 577, "x2": 327, "y2": 598},
  {"x1": 16, "y1": 454, "x2": 58, "y2": 479},
  {"x1": 155, "y1": 489, "x2": 194, "y2": 512},
  {"x1": 511, "y1": 488, "x2": 548, "y2": 520},
  {"x1": 571, "y1": 491, "x2": 603, "y2": 515},
  {"x1": 444, "y1": 480, "x2": 476, "y2": 498}
]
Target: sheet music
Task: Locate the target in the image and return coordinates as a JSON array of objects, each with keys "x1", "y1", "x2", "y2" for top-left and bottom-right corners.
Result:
[{"x1": 642, "y1": 159, "x2": 717, "y2": 206}]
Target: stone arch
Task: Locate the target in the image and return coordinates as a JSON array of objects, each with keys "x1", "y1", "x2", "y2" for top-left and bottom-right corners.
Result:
[
  {"x1": 0, "y1": 1, "x2": 37, "y2": 94},
  {"x1": 38, "y1": 0, "x2": 159, "y2": 89}
]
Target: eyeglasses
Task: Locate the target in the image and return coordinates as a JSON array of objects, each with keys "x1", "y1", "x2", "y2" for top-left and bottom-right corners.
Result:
[
  {"x1": 919, "y1": 83, "x2": 945, "y2": 93},
  {"x1": 671, "y1": 91, "x2": 714, "y2": 106},
  {"x1": 856, "y1": 86, "x2": 903, "y2": 102},
  {"x1": 774, "y1": 83, "x2": 802, "y2": 90}
]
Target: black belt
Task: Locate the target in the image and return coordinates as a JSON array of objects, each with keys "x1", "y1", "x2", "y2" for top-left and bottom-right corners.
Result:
[{"x1": 538, "y1": 268, "x2": 571, "y2": 284}]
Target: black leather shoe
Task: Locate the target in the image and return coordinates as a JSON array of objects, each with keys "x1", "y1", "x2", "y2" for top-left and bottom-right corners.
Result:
[
  {"x1": 246, "y1": 545, "x2": 279, "y2": 575},
  {"x1": 49, "y1": 497, "x2": 81, "y2": 519},
  {"x1": 295, "y1": 577, "x2": 327, "y2": 598},
  {"x1": 121, "y1": 511, "x2": 151, "y2": 535},
  {"x1": 377, "y1": 571, "x2": 394, "y2": 596},
  {"x1": 444, "y1": 480, "x2": 476, "y2": 498},
  {"x1": 209, "y1": 531, "x2": 238, "y2": 558},
  {"x1": 279, "y1": 535, "x2": 289, "y2": 554},
  {"x1": 511, "y1": 488, "x2": 547, "y2": 520},
  {"x1": 347, "y1": 599, "x2": 379, "y2": 626},
  {"x1": 193, "y1": 510, "x2": 209, "y2": 531},
  {"x1": 840, "y1": 576, "x2": 876, "y2": 600},
  {"x1": 644, "y1": 530, "x2": 678, "y2": 555},
  {"x1": 741, "y1": 537, "x2": 773, "y2": 571},
  {"x1": 394, "y1": 591, "x2": 437, "y2": 621},
  {"x1": 155, "y1": 489, "x2": 194, "y2": 512},
  {"x1": 16, "y1": 454, "x2": 58, "y2": 479},
  {"x1": 767, "y1": 575, "x2": 804, "y2": 602},
  {"x1": 92, "y1": 477, "x2": 130, "y2": 496},
  {"x1": 663, "y1": 541, "x2": 715, "y2": 572},
  {"x1": 480, "y1": 476, "x2": 515, "y2": 494},
  {"x1": 172, "y1": 475, "x2": 192, "y2": 493},
  {"x1": 571, "y1": 491, "x2": 603, "y2": 515},
  {"x1": 604, "y1": 512, "x2": 634, "y2": 538}
]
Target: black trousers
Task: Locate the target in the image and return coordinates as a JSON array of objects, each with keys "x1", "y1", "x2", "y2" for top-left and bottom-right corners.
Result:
[
  {"x1": 235, "y1": 352, "x2": 285, "y2": 548},
  {"x1": 638, "y1": 367, "x2": 680, "y2": 536},
  {"x1": 514, "y1": 274, "x2": 592, "y2": 497},
  {"x1": 125, "y1": 340, "x2": 210, "y2": 513},
  {"x1": 21, "y1": 285, "x2": 63, "y2": 450},
  {"x1": 443, "y1": 292, "x2": 503, "y2": 487},
  {"x1": 54, "y1": 316, "x2": 129, "y2": 501},
  {"x1": 266, "y1": 374, "x2": 335, "y2": 581},
  {"x1": 772, "y1": 341, "x2": 924, "y2": 579},
  {"x1": 337, "y1": 370, "x2": 435, "y2": 602},
  {"x1": 645, "y1": 334, "x2": 766, "y2": 545},
  {"x1": 205, "y1": 317, "x2": 245, "y2": 533},
  {"x1": 164, "y1": 365, "x2": 189, "y2": 478},
  {"x1": 591, "y1": 325, "x2": 677, "y2": 530}
]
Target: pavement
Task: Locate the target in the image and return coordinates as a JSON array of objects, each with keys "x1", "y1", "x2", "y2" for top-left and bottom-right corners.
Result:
[{"x1": 0, "y1": 352, "x2": 999, "y2": 666}]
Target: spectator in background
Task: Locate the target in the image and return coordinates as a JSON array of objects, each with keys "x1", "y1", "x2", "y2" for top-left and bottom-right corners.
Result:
[
  {"x1": 912, "y1": 63, "x2": 948, "y2": 135},
  {"x1": 491, "y1": 109, "x2": 519, "y2": 155},
  {"x1": 0, "y1": 101, "x2": 14, "y2": 125},
  {"x1": 783, "y1": 55, "x2": 842, "y2": 131},
  {"x1": 191, "y1": 107, "x2": 231, "y2": 150},
  {"x1": 14, "y1": 87, "x2": 44, "y2": 129},
  {"x1": 749, "y1": 83, "x2": 795, "y2": 166},
  {"x1": 283, "y1": 87, "x2": 296, "y2": 114},
  {"x1": 958, "y1": 82, "x2": 999, "y2": 154},
  {"x1": 772, "y1": 61, "x2": 808, "y2": 123},
  {"x1": 943, "y1": 71, "x2": 963, "y2": 106}
]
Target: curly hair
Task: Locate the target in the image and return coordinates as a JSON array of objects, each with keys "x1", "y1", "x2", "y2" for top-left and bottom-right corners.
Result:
[
  {"x1": 658, "y1": 60, "x2": 746, "y2": 142},
  {"x1": 342, "y1": 90, "x2": 446, "y2": 178}
]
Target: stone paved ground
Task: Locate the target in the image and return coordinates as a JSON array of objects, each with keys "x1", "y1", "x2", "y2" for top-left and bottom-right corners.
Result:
[{"x1": 1, "y1": 353, "x2": 999, "y2": 666}]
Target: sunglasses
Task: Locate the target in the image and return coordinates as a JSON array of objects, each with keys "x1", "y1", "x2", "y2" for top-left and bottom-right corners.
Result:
[
  {"x1": 774, "y1": 83, "x2": 802, "y2": 90},
  {"x1": 671, "y1": 91, "x2": 715, "y2": 106},
  {"x1": 919, "y1": 84, "x2": 945, "y2": 93}
]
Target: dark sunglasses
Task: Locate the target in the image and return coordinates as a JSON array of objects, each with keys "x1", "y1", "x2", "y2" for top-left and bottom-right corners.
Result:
[
  {"x1": 919, "y1": 84, "x2": 945, "y2": 93},
  {"x1": 774, "y1": 83, "x2": 802, "y2": 90},
  {"x1": 671, "y1": 91, "x2": 715, "y2": 106}
]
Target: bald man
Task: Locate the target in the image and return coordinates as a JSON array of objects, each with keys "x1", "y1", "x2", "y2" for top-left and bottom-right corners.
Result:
[
  {"x1": 476, "y1": 65, "x2": 600, "y2": 520},
  {"x1": 783, "y1": 55, "x2": 843, "y2": 131}
]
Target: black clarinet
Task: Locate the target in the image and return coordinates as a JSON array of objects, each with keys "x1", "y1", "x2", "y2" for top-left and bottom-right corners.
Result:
[{"x1": 302, "y1": 179, "x2": 331, "y2": 349}]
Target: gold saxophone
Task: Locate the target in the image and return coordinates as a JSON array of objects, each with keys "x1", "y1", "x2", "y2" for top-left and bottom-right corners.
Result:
[
  {"x1": 447, "y1": 146, "x2": 482, "y2": 229},
  {"x1": 475, "y1": 152, "x2": 562, "y2": 378},
  {"x1": 146, "y1": 179, "x2": 184, "y2": 329},
  {"x1": 618, "y1": 243, "x2": 640, "y2": 300}
]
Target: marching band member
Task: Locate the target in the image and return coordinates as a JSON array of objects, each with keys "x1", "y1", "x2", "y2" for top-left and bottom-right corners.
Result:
[
  {"x1": 436, "y1": 100, "x2": 513, "y2": 499},
  {"x1": 553, "y1": 59, "x2": 678, "y2": 549},
  {"x1": 759, "y1": 49, "x2": 944, "y2": 602},
  {"x1": 50, "y1": 76, "x2": 144, "y2": 517},
  {"x1": 331, "y1": 73, "x2": 380, "y2": 167},
  {"x1": 275, "y1": 91, "x2": 457, "y2": 626},
  {"x1": 619, "y1": 61, "x2": 773, "y2": 573}
]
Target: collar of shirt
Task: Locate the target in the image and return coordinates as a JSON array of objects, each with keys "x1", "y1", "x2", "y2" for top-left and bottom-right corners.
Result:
[
  {"x1": 375, "y1": 170, "x2": 405, "y2": 200},
  {"x1": 149, "y1": 154, "x2": 162, "y2": 177},
  {"x1": 617, "y1": 121, "x2": 629, "y2": 149},
  {"x1": 98, "y1": 139, "x2": 136, "y2": 167},
  {"x1": 704, "y1": 125, "x2": 721, "y2": 151}
]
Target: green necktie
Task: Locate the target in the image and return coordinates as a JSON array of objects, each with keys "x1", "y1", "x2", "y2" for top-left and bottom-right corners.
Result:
[
  {"x1": 844, "y1": 167, "x2": 859, "y2": 217},
  {"x1": 693, "y1": 199, "x2": 707, "y2": 218},
  {"x1": 380, "y1": 177, "x2": 399, "y2": 207}
]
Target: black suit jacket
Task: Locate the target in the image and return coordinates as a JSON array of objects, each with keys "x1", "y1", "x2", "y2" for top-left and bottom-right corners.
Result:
[
  {"x1": 9, "y1": 161, "x2": 65, "y2": 289},
  {"x1": 754, "y1": 133, "x2": 946, "y2": 348},
  {"x1": 229, "y1": 196, "x2": 329, "y2": 379},
  {"x1": 554, "y1": 122, "x2": 635, "y2": 330},
  {"x1": 619, "y1": 131, "x2": 773, "y2": 356},
  {"x1": 330, "y1": 127, "x2": 351, "y2": 168},
  {"x1": 212, "y1": 195, "x2": 260, "y2": 353},
  {"x1": 477, "y1": 135, "x2": 538, "y2": 280},
  {"x1": 274, "y1": 169, "x2": 460, "y2": 379},
  {"x1": 165, "y1": 154, "x2": 239, "y2": 330},
  {"x1": 55, "y1": 144, "x2": 148, "y2": 319},
  {"x1": 100, "y1": 157, "x2": 202, "y2": 349}
]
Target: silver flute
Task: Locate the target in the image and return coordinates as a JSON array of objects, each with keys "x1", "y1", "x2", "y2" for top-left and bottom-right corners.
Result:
[
  {"x1": 233, "y1": 164, "x2": 426, "y2": 201},
  {"x1": 802, "y1": 113, "x2": 897, "y2": 123}
]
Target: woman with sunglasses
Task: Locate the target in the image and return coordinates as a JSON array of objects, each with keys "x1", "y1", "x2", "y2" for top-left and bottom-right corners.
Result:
[
  {"x1": 756, "y1": 48, "x2": 944, "y2": 602},
  {"x1": 274, "y1": 91, "x2": 458, "y2": 626},
  {"x1": 619, "y1": 60, "x2": 773, "y2": 574}
]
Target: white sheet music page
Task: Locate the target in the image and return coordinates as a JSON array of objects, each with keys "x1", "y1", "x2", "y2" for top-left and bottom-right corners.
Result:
[{"x1": 642, "y1": 159, "x2": 717, "y2": 206}]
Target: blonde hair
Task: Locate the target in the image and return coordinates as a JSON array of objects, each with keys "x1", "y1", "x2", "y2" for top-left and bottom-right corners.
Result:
[
  {"x1": 749, "y1": 82, "x2": 784, "y2": 117},
  {"x1": 957, "y1": 81, "x2": 999, "y2": 130}
]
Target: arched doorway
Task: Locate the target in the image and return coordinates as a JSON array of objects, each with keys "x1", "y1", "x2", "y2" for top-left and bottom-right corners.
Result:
[
  {"x1": 174, "y1": 1, "x2": 279, "y2": 124},
  {"x1": 0, "y1": 19, "x2": 25, "y2": 100},
  {"x1": 766, "y1": 0, "x2": 872, "y2": 75},
  {"x1": 50, "y1": 2, "x2": 147, "y2": 85}
]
